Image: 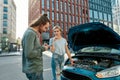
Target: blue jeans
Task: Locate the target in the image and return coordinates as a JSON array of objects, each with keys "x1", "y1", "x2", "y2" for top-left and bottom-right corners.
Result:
[
  {"x1": 51, "y1": 54, "x2": 64, "y2": 80},
  {"x1": 26, "y1": 72, "x2": 43, "y2": 80}
]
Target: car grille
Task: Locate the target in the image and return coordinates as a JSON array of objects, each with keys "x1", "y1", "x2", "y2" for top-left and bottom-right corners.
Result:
[{"x1": 62, "y1": 70, "x2": 92, "y2": 80}]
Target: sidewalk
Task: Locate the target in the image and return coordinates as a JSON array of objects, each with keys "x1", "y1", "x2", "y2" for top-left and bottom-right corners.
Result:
[
  {"x1": 43, "y1": 50, "x2": 75, "y2": 60},
  {"x1": 0, "y1": 51, "x2": 21, "y2": 57}
]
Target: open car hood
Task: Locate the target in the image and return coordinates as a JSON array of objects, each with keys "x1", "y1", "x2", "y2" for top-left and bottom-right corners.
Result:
[{"x1": 68, "y1": 22, "x2": 120, "y2": 52}]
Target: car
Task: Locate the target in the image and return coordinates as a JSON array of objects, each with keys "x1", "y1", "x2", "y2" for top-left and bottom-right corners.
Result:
[
  {"x1": 0, "y1": 48, "x2": 1, "y2": 54},
  {"x1": 61, "y1": 22, "x2": 120, "y2": 80}
]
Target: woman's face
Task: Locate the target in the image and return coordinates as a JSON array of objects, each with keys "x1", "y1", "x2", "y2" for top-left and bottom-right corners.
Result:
[{"x1": 53, "y1": 28, "x2": 61, "y2": 37}]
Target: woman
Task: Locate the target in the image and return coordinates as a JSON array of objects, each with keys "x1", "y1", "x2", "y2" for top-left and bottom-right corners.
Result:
[{"x1": 49, "y1": 26, "x2": 74, "y2": 80}]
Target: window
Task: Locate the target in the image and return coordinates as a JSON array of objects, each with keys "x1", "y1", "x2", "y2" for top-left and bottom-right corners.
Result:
[
  {"x1": 94, "y1": 19, "x2": 99, "y2": 22},
  {"x1": 72, "y1": 0, "x2": 74, "y2": 3},
  {"x1": 94, "y1": 11, "x2": 98, "y2": 19},
  {"x1": 52, "y1": 22, "x2": 54, "y2": 27},
  {"x1": 42, "y1": 10, "x2": 44, "y2": 14},
  {"x1": 65, "y1": 14, "x2": 67, "y2": 22},
  {"x1": 68, "y1": 6, "x2": 71, "y2": 13},
  {"x1": 77, "y1": 0, "x2": 80, "y2": 4},
  {"x1": 56, "y1": 13, "x2": 59, "y2": 20},
  {"x1": 99, "y1": 12, "x2": 103, "y2": 20},
  {"x1": 109, "y1": 23, "x2": 112, "y2": 28},
  {"x1": 72, "y1": 5, "x2": 74, "y2": 14},
  {"x1": 64, "y1": 2, "x2": 67, "y2": 12},
  {"x1": 61, "y1": 14, "x2": 63, "y2": 21},
  {"x1": 104, "y1": 13, "x2": 107, "y2": 21},
  {"x1": 3, "y1": 21, "x2": 7, "y2": 27},
  {"x1": 69, "y1": 15, "x2": 71, "y2": 22},
  {"x1": 3, "y1": 28, "x2": 7, "y2": 34},
  {"x1": 56, "y1": 23, "x2": 59, "y2": 26},
  {"x1": 4, "y1": 0, "x2": 8, "y2": 4},
  {"x1": 47, "y1": 11, "x2": 50, "y2": 18},
  {"x1": 71, "y1": 15, "x2": 73, "y2": 23},
  {"x1": 52, "y1": 12, "x2": 54, "y2": 20},
  {"x1": 80, "y1": 18, "x2": 82, "y2": 23},
  {"x1": 3, "y1": 7, "x2": 8, "y2": 12},
  {"x1": 89, "y1": 10, "x2": 93, "y2": 18},
  {"x1": 76, "y1": 6, "x2": 78, "y2": 14},
  {"x1": 66, "y1": 23, "x2": 68, "y2": 31},
  {"x1": 89, "y1": 3, "x2": 92, "y2": 8},
  {"x1": 56, "y1": 1, "x2": 59, "y2": 11},
  {"x1": 3, "y1": 14, "x2": 8, "y2": 19},
  {"x1": 46, "y1": 0, "x2": 50, "y2": 9},
  {"x1": 76, "y1": 16, "x2": 78, "y2": 23},
  {"x1": 81, "y1": 0, "x2": 84, "y2": 5},
  {"x1": 61, "y1": 23, "x2": 64, "y2": 31},
  {"x1": 60, "y1": 2, "x2": 62, "y2": 11},
  {"x1": 90, "y1": 19, "x2": 93, "y2": 22},
  {"x1": 108, "y1": 14, "x2": 111, "y2": 21},
  {"x1": 72, "y1": 16, "x2": 74, "y2": 23},
  {"x1": 42, "y1": 0, "x2": 44, "y2": 8},
  {"x1": 52, "y1": 1, "x2": 54, "y2": 10}
]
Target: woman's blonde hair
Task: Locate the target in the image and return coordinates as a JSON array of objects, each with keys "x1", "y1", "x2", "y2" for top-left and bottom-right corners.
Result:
[{"x1": 53, "y1": 25, "x2": 62, "y2": 32}]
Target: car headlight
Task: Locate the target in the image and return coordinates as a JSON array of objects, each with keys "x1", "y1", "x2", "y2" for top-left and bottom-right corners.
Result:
[{"x1": 96, "y1": 65, "x2": 120, "y2": 78}]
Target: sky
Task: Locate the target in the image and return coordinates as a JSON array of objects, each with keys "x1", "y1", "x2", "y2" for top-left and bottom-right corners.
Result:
[{"x1": 13, "y1": 0, "x2": 28, "y2": 39}]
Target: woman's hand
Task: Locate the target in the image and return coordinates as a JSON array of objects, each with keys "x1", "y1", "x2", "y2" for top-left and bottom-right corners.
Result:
[
  {"x1": 70, "y1": 59, "x2": 74, "y2": 66},
  {"x1": 54, "y1": 36, "x2": 58, "y2": 41},
  {"x1": 50, "y1": 37, "x2": 57, "y2": 52}
]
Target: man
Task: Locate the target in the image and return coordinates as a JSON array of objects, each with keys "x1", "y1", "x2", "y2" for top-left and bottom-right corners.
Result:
[{"x1": 22, "y1": 14, "x2": 50, "y2": 80}]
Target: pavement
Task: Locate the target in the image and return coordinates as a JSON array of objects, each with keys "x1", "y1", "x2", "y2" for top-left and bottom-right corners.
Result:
[
  {"x1": 0, "y1": 51, "x2": 21, "y2": 57},
  {"x1": 0, "y1": 50, "x2": 75, "y2": 80},
  {"x1": 0, "y1": 51, "x2": 51, "y2": 57},
  {"x1": 0, "y1": 50, "x2": 75, "y2": 59},
  {"x1": 43, "y1": 50, "x2": 75, "y2": 60}
]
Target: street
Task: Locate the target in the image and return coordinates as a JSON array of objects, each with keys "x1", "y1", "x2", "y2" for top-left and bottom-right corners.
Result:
[{"x1": 0, "y1": 51, "x2": 53, "y2": 80}]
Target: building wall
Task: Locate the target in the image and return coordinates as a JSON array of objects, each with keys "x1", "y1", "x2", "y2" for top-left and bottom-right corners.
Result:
[
  {"x1": 0, "y1": 0, "x2": 16, "y2": 49},
  {"x1": 8, "y1": 0, "x2": 16, "y2": 43},
  {"x1": 112, "y1": 0, "x2": 120, "y2": 34},
  {"x1": 113, "y1": 24, "x2": 119, "y2": 34},
  {"x1": 89, "y1": 0, "x2": 113, "y2": 28},
  {"x1": 29, "y1": 0, "x2": 40, "y2": 25},
  {"x1": 29, "y1": 0, "x2": 89, "y2": 39},
  {"x1": 0, "y1": 0, "x2": 4, "y2": 42}
]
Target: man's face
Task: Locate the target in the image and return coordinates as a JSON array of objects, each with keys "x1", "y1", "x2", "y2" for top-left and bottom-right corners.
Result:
[{"x1": 39, "y1": 22, "x2": 50, "y2": 33}]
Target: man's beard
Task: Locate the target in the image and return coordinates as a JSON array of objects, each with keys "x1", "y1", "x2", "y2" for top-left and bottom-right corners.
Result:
[
  {"x1": 39, "y1": 30, "x2": 42, "y2": 34},
  {"x1": 38, "y1": 26, "x2": 42, "y2": 34}
]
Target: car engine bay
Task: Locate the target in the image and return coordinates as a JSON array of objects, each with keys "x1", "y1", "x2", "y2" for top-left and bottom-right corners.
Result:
[{"x1": 65, "y1": 55, "x2": 120, "y2": 72}]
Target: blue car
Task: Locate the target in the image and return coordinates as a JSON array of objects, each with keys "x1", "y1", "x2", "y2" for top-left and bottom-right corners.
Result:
[{"x1": 61, "y1": 22, "x2": 120, "y2": 80}]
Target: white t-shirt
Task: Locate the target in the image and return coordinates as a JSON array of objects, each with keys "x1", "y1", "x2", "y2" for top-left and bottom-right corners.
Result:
[{"x1": 49, "y1": 37, "x2": 68, "y2": 55}]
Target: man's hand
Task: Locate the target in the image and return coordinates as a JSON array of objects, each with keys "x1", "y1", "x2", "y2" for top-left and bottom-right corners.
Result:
[{"x1": 43, "y1": 43, "x2": 49, "y2": 50}]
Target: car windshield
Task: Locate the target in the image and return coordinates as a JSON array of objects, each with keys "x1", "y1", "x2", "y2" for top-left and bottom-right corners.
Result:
[{"x1": 79, "y1": 46, "x2": 120, "y2": 53}]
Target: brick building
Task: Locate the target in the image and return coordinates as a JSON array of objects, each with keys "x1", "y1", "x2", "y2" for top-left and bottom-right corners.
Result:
[{"x1": 29, "y1": 0, "x2": 89, "y2": 39}]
